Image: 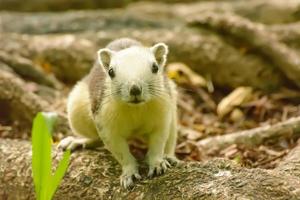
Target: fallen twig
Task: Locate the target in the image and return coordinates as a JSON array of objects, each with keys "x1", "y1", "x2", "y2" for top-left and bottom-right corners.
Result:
[{"x1": 197, "y1": 117, "x2": 300, "y2": 153}]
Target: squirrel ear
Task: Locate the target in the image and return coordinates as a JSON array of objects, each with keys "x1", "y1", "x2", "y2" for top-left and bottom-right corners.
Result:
[
  {"x1": 150, "y1": 43, "x2": 169, "y2": 67},
  {"x1": 97, "y1": 48, "x2": 115, "y2": 70}
]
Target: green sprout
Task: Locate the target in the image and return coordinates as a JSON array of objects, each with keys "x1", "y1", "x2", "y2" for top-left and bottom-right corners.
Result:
[{"x1": 32, "y1": 112, "x2": 71, "y2": 200}]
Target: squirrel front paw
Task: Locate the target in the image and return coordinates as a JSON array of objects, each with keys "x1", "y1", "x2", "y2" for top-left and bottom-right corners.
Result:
[
  {"x1": 147, "y1": 158, "x2": 171, "y2": 177},
  {"x1": 164, "y1": 155, "x2": 180, "y2": 166},
  {"x1": 57, "y1": 136, "x2": 81, "y2": 151},
  {"x1": 57, "y1": 136, "x2": 87, "y2": 151},
  {"x1": 120, "y1": 165, "x2": 141, "y2": 189}
]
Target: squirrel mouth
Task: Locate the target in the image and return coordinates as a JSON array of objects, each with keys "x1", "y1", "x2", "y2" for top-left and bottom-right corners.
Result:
[{"x1": 129, "y1": 98, "x2": 144, "y2": 104}]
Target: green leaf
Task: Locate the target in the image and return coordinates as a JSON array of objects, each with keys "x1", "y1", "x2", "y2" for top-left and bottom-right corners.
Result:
[
  {"x1": 32, "y1": 112, "x2": 58, "y2": 200},
  {"x1": 48, "y1": 150, "x2": 71, "y2": 198},
  {"x1": 32, "y1": 112, "x2": 71, "y2": 200}
]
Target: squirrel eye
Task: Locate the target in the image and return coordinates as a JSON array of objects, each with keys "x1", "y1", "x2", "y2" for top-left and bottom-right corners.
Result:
[
  {"x1": 152, "y1": 63, "x2": 159, "y2": 74},
  {"x1": 108, "y1": 68, "x2": 115, "y2": 78}
]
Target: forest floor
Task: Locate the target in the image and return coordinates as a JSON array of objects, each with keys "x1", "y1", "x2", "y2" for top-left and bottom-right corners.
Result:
[
  {"x1": 1, "y1": 68, "x2": 299, "y2": 170},
  {"x1": 134, "y1": 81, "x2": 300, "y2": 169}
]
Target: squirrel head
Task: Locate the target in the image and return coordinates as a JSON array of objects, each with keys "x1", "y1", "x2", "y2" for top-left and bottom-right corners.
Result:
[{"x1": 97, "y1": 43, "x2": 169, "y2": 105}]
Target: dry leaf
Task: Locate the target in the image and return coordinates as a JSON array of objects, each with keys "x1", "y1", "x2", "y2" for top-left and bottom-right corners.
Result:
[
  {"x1": 166, "y1": 62, "x2": 206, "y2": 87},
  {"x1": 217, "y1": 87, "x2": 253, "y2": 118}
]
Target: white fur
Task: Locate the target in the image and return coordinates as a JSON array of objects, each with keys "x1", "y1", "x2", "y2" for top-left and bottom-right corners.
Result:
[
  {"x1": 67, "y1": 81, "x2": 98, "y2": 139},
  {"x1": 103, "y1": 46, "x2": 167, "y2": 104},
  {"x1": 59, "y1": 43, "x2": 178, "y2": 189}
]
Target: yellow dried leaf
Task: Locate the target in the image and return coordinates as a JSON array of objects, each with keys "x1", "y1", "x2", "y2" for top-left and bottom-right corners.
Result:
[
  {"x1": 166, "y1": 62, "x2": 206, "y2": 87},
  {"x1": 217, "y1": 87, "x2": 253, "y2": 118}
]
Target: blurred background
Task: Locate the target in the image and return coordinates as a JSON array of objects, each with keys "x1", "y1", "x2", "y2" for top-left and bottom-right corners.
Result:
[{"x1": 1, "y1": 0, "x2": 300, "y2": 169}]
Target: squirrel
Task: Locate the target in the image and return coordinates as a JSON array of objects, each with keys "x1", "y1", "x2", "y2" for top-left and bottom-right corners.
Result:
[{"x1": 58, "y1": 38, "x2": 178, "y2": 189}]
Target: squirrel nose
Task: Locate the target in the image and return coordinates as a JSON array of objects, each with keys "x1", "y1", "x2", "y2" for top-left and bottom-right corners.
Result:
[{"x1": 130, "y1": 85, "x2": 141, "y2": 96}]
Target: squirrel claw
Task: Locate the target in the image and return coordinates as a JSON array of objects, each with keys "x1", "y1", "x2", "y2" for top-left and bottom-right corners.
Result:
[
  {"x1": 164, "y1": 156, "x2": 180, "y2": 166},
  {"x1": 57, "y1": 136, "x2": 91, "y2": 152},
  {"x1": 120, "y1": 171, "x2": 141, "y2": 189},
  {"x1": 147, "y1": 159, "x2": 170, "y2": 178}
]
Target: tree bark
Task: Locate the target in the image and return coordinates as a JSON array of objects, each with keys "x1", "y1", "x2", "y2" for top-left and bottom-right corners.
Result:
[
  {"x1": 188, "y1": 12, "x2": 300, "y2": 88},
  {"x1": 0, "y1": 51, "x2": 62, "y2": 88},
  {"x1": 0, "y1": 139, "x2": 300, "y2": 199},
  {"x1": 0, "y1": 0, "x2": 200, "y2": 12},
  {"x1": 0, "y1": 33, "x2": 97, "y2": 83},
  {"x1": 0, "y1": 69, "x2": 69, "y2": 135},
  {"x1": 1, "y1": 1, "x2": 300, "y2": 90},
  {"x1": 0, "y1": 30, "x2": 286, "y2": 90},
  {"x1": 270, "y1": 22, "x2": 300, "y2": 47},
  {"x1": 0, "y1": 69, "x2": 49, "y2": 125},
  {"x1": 1, "y1": 0, "x2": 299, "y2": 30},
  {"x1": 0, "y1": 0, "x2": 130, "y2": 11}
]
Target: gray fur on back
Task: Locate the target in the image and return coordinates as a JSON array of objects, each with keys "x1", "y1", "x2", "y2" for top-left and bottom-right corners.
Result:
[{"x1": 106, "y1": 38, "x2": 142, "y2": 51}]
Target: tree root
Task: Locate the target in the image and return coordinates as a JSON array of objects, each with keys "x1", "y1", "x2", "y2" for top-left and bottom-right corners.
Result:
[
  {"x1": 0, "y1": 69, "x2": 49, "y2": 124},
  {"x1": 0, "y1": 30, "x2": 286, "y2": 90},
  {"x1": 0, "y1": 68, "x2": 69, "y2": 134},
  {"x1": 188, "y1": 12, "x2": 300, "y2": 88},
  {"x1": 2, "y1": 1, "x2": 300, "y2": 89},
  {"x1": 0, "y1": 33, "x2": 96, "y2": 83},
  {"x1": 0, "y1": 139, "x2": 300, "y2": 199},
  {"x1": 270, "y1": 22, "x2": 300, "y2": 47},
  {"x1": 0, "y1": 51, "x2": 62, "y2": 88},
  {"x1": 0, "y1": 0, "x2": 198, "y2": 12},
  {"x1": 197, "y1": 117, "x2": 300, "y2": 153},
  {"x1": 277, "y1": 140, "x2": 300, "y2": 178},
  {"x1": 1, "y1": 0, "x2": 300, "y2": 34}
]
